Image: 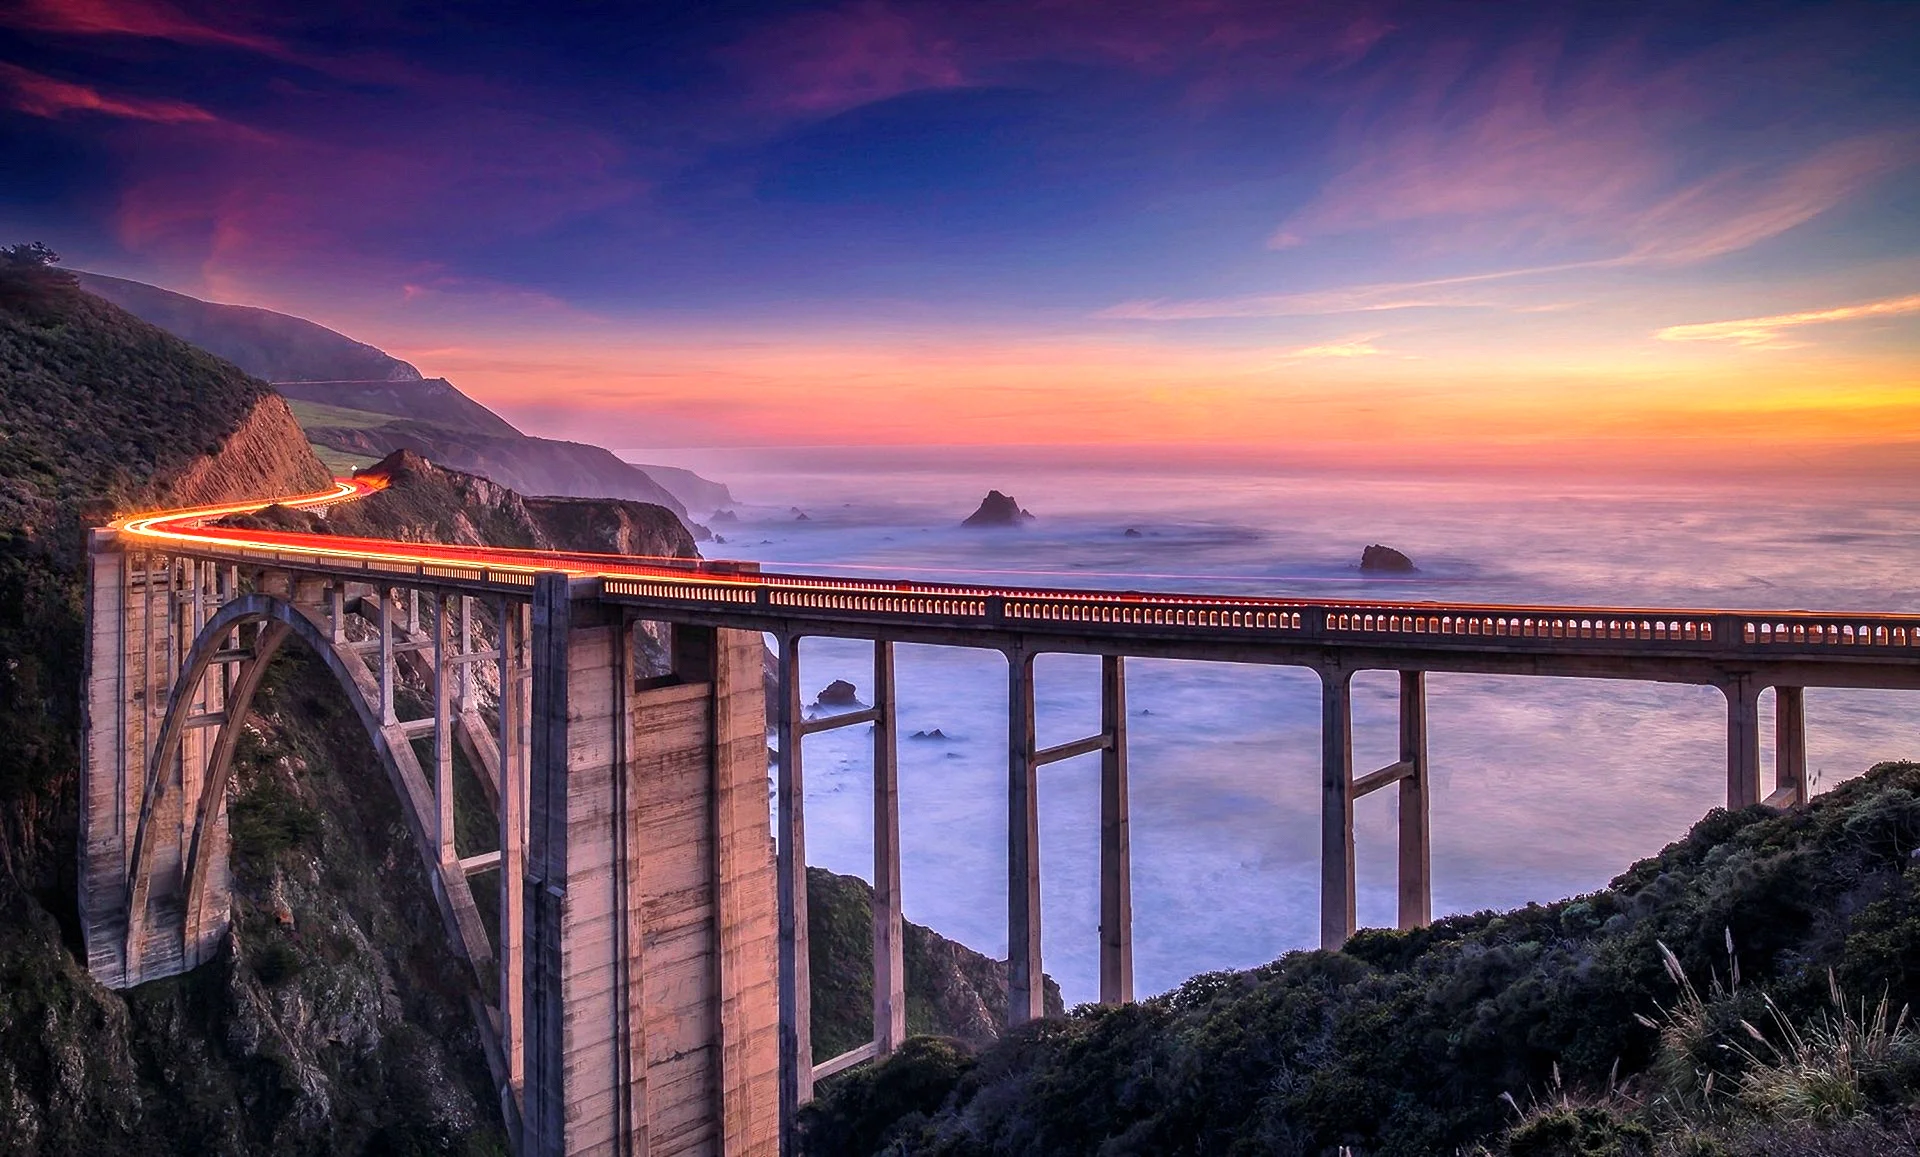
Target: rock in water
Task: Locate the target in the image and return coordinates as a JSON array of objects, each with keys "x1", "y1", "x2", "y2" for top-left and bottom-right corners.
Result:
[
  {"x1": 962, "y1": 490, "x2": 1036, "y2": 527},
  {"x1": 1360, "y1": 544, "x2": 1416, "y2": 573},
  {"x1": 1124, "y1": 527, "x2": 1143, "y2": 538},
  {"x1": 815, "y1": 679, "x2": 864, "y2": 708}
]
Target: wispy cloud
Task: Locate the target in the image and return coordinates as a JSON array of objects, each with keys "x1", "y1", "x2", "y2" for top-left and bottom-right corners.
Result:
[
  {"x1": 1270, "y1": 29, "x2": 1915, "y2": 265},
  {"x1": 0, "y1": 0, "x2": 282, "y2": 53},
  {"x1": 1283, "y1": 335, "x2": 1386, "y2": 360},
  {"x1": 0, "y1": 62, "x2": 220, "y2": 123},
  {"x1": 1655, "y1": 293, "x2": 1920, "y2": 350},
  {"x1": 1101, "y1": 260, "x2": 1597, "y2": 320}
]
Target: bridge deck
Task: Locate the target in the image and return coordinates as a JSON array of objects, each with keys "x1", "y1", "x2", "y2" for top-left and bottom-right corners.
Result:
[{"x1": 110, "y1": 478, "x2": 1920, "y2": 687}]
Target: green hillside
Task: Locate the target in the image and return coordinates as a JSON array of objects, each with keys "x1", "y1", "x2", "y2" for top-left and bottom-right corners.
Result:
[{"x1": 801, "y1": 764, "x2": 1920, "y2": 1156}]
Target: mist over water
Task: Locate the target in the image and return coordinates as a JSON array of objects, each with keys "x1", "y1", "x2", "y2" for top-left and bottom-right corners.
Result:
[{"x1": 631, "y1": 449, "x2": 1920, "y2": 1006}]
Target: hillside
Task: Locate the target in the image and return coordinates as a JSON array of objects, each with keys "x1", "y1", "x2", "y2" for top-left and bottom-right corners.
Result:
[
  {"x1": 73, "y1": 271, "x2": 420, "y2": 384},
  {"x1": 72, "y1": 271, "x2": 734, "y2": 517},
  {"x1": 801, "y1": 762, "x2": 1920, "y2": 1156}
]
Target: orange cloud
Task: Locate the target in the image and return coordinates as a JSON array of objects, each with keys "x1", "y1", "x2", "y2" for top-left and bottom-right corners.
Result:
[
  {"x1": 355, "y1": 327, "x2": 1920, "y2": 480},
  {"x1": 0, "y1": 62, "x2": 219, "y2": 123}
]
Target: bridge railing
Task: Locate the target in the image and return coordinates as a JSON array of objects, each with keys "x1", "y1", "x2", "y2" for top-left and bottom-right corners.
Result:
[{"x1": 130, "y1": 530, "x2": 1920, "y2": 661}]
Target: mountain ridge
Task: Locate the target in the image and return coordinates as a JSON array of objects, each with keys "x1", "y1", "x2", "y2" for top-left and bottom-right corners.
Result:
[{"x1": 72, "y1": 270, "x2": 734, "y2": 518}]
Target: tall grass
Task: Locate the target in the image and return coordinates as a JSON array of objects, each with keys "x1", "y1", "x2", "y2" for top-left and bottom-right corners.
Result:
[{"x1": 1728, "y1": 972, "x2": 1914, "y2": 1123}]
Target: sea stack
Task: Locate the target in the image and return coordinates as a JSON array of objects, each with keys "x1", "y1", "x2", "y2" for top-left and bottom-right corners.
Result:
[
  {"x1": 814, "y1": 679, "x2": 864, "y2": 708},
  {"x1": 1360, "y1": 544, "x2": 1416, "y2": 573},
  {"x1": 962, "y1": 490, "x2": 1036, "y2": 527}
]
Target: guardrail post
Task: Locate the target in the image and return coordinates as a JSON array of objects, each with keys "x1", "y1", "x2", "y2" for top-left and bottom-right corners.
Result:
[{"x1": 1320, "y1": 666, "x2": 1355, "y2": 950}]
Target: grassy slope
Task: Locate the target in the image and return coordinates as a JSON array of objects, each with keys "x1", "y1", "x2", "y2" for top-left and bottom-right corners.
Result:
[{"x1": 801, "y1": 762, "x2": 1920, "y2": 1157}]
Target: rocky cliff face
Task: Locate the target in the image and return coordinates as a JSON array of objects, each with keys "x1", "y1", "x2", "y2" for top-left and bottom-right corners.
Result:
[
  {"x1": 305, "y1": 421, "x2": 701, "y2": 520},
  {"x1": 164, "y1": 394, "x2": 335, "y2": 509}
]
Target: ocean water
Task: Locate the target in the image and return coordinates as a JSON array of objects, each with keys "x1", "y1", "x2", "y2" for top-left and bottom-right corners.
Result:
[{"x1": 629, "y1": 451, "x2": 1920, "y2": 1006}]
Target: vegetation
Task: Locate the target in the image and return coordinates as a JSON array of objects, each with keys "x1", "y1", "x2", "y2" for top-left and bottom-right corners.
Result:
[{"x1": 799, "y1": 762, "x2": 1920, "y2": 1156}]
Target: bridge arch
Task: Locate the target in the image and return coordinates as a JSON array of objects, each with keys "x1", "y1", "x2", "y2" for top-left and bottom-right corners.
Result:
[{"x1": 123, "y1": 590, "x2": 489, "y2": 981}]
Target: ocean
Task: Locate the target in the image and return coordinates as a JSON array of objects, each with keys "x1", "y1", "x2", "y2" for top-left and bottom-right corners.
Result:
[{"x1": 625, "y1": 449, "x2": 1920, "y2": 1006}]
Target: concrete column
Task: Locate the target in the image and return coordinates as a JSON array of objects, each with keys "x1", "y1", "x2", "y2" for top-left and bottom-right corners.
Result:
[
  {"x1": 524, "y1": 573, "x2": 571, "y2": 1157},
  {"x1": 497, "y1": 597, "x2": 528, "y2": 1102},
  {"x1": 459, "y1": 595, "x2": 477, "y2": 713},
  {"x1": 378, "y1": 588, "x2": 396, "y2": 726},
  {"x1": 1099, "y1": 655, "x2": 1133, "y2": 1005},
  {"x1": 872, "y1": 640, "x2": 905, "y2": 1054},
  {"x1": 1724, "y1": 675, "x2": 1761, "y2": 810},
  {"x1": 711, "y1": 626, "x2": 781, "y2": 1154},
  {"x1": 775, "y1": 635, "x2": 812, "y2": 1148},
  {"x1": 1320, "y1": 667, "x2": 1355, "y2": 950},
  {"x1": 1397, "y1": 671, "x2": 1431, "y2": 930},
  {"x1": 1007, "y1": 649, "x2": 1044, "y2": 1025},
  {"x1": 79, "y1": 532, "x2": 132, "y2": 986},
  {"x1": 1776, "y1": 685, "x2": 1807, "y2": 806},
  {"x1": 434, "y1": 592, "x2": 456, "y2": 869}
]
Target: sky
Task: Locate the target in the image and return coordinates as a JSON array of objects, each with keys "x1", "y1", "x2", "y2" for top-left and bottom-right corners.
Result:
[{"x1": 3, "y1": 0, "x2": 1919, "y2": 473}]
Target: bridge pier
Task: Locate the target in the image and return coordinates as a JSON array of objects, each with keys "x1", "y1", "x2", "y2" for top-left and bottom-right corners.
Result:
[
  {"x1": 1769, "y1": 685, "x2": 1808, "y2": 808},
  {"x1": 1321, "y1": 669, "x2": 1432, "y2": 950},
  {"x1": 1099, "y1": 655, "x2": 1133, "y2": 1005},
  {"x1": 526, "y1": 575, "x2": 778, "y2": 1156},
  {"x1": 1007, "y1": 649, "x2": 1043, "y2": 1024},
  {"x1": 774, "y1": 636, "x2": 811, "y2": 1149},
  {"x1": 1723, "y1": 674, "x2": 1762, "y2": 810}
]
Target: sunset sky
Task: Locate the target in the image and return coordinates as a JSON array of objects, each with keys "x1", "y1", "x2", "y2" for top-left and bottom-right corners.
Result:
[{"x1": 3, "y1": 0, "x2": 1918, "y2": 471}]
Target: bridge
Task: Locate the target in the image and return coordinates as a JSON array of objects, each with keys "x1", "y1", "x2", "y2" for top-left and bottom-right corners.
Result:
[{"x1": 77, "y1": 477, "x2": 1920, "y2": 1156}]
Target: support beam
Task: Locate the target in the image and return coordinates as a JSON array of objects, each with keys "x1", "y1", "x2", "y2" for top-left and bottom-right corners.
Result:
[
  {"x1": 378, "y1": 588, "x2": 396, "y2": 727},
  {"x1": 1724, "y1": 674, "x2": 1761, "y2": 810},
  {"x1": 1397, "y1": 670, "x2": 1431, "y2": 931},
  {"x1": 1351, "y1": 760, "x2": 1413, "y2": 798},
  {"x1": 1320, "y1": 667, "x2": 1355, "y2": 950},
  {"x1": 1099, "y1": 654, "x2": 1133, "y2": 1005},
  {"x1": 459, "y1": 595, "x2": 477, "y2": 713},
  {"x1": 798, "y1": 705, "x2": 880, "y2": 735},
  {"x1": 1033, "y1": 733, "x2": 1111, "y2": 766},
  {"x1": 775, "y1": 634, "x2": 812, "y2": 1151},
  {"x1": 1007, "y1": 649, "x2": 1043, "y2": 1025},
  {"x1": 1775, "y1": 685, "x2": 1807, "y2": 807},
  {"x1": 434, "y1": 594, "x2": 456, "y2": 868},
  {"x1": 811, "y1": 1042, "x2": 879, "y2": 1083},
  {"x1": 872, "y1": 640, "x2": 905, "y2": 1055},
  {"x1": 498, "y1": 597, "x2": 528, "y2": 1101}
]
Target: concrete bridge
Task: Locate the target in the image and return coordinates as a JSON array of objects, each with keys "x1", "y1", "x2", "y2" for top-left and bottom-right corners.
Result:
[{"x1": 78, "y1": 480, "x2": 1920, "y2": 1155}]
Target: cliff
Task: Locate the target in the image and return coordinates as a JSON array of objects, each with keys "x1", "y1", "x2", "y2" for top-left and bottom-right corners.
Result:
[{"x1": 302, "y1": 419, "x2": 700, "y2": 520}]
